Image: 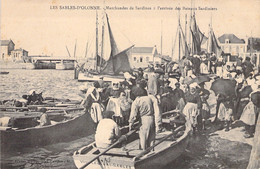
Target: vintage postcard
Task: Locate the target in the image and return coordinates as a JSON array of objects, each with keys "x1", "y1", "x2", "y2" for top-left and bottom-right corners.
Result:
[{"x1": 1, "y1": 0, "x2": 259, "y2": 169}]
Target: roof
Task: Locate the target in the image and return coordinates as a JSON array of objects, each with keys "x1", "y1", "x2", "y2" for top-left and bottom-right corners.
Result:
[
  {"x1": 13, "y1": 48, "x2": 28, "y2": 52},
  {"x1": 218, "y1": 34, "x2": 245, "y2": 44},
  {"x1": 0, "y1": 39, "x2": 14, "y2": 46},
  {"x1": 132, "y1": 47, "x2": 154, "y2": 54},
  {"x1": 155, "y1": 55, "x2": 172, "y2": 62}
]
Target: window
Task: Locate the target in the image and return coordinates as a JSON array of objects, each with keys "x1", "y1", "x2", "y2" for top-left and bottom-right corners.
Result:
[
  {"x1": 236, "y1": 46, "x2": 239, "y2": 53},
  {"x1": 146, "y1": 56, "x2": 149, "y2": 62},
  {"x1": 225, "y1": 39, "x2": 230, "y2": 43},
  {"x1": 140, "y1": 57, "x2": 143, "y2": 62},
  {"x1": 133, "y1": 57, "x2": 136, "y2": 61},
  {"x1": 2, "y1": 53, "x2": 4, "y2": 59}
]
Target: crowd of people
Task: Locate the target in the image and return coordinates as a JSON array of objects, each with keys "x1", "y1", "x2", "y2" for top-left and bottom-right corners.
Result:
[{"x1": 80, "y1": 53, "x2": 260, "y2": 151}]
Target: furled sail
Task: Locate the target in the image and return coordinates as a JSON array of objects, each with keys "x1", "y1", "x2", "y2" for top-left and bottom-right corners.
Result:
[
  {"x1": 172, "y1": 22, "x2": 190, "y2": 61},
  {"x1": 190, "y1": 14, "x2": 208, "y2": 54},
  {"x1": 207, "y1": 27, "x2": 223, "y2": 57}
]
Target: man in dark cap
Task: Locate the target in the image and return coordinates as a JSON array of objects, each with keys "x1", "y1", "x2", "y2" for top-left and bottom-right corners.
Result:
[
  {"x1": 173, "y1": 82, "x2": 186, "y2": 103},
  {"x1": 242, "y1": 57, "x2": 254, "y2": 79},
  {"x1": 130, "y1": 80, "x2": 148, "y2": 101},
  {"x1": 136, "y1": 68, "x2": 144, "y2": 81},
  {"x1": 95, "y1": 111, "x2": 121, "y2": 149}
]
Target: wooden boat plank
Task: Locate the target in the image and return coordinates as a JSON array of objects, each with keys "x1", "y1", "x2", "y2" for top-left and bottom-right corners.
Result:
[{"x1": 104, "y1": 148, "x2": 142, "y2": 157}]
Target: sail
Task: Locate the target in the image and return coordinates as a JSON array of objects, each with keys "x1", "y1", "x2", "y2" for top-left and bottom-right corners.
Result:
[
  {"x1": 172, "y1": 24, "x2": 190, "y2": 61},
  {"x1": 190, "y1": 14, "x2": 208, "y2": 54},
  {"x1": 100, "y1": 14, "x2": 133, "y2": 75},
  {"x1": 207, "y1": 27, "x2": 222, "y2": 57}
]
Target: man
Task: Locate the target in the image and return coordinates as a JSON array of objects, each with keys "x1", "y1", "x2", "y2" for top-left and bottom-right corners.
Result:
[
  {"x1": 128, "y1": 94, "x2": 162, "y2": 150},
  {"x1": 242, "y1": 57, "x2": 254, "y2": 79},
  {"x1": 136, "y1": 68, "x2": 144, "y2": 81},
  {"x1": 130, "y1": 80, "x2": 148, "y2": 101},
  {"x1": 173, "y1": 82, "x2": 186, "y2": 103},
  {"x1": 95, "y1": 111, "x2": 121, "y2": 149}
]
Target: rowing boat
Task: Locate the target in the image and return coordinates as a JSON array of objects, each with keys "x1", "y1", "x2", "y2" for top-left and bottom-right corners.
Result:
[
  {"x1": 0, "y1": 108, "x2": 96, "y2": 152},
  {"x1": 73, "y1": 111, "x2": 192, "y2": 169}
]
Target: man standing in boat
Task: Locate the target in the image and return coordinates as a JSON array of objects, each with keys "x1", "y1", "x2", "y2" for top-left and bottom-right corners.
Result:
[{"x1": 128, "y1": 93, "x2": 162, "y2": 150}]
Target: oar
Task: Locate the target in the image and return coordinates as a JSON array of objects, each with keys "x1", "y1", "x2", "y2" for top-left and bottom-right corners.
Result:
[
  {"x1": 134, "y1": 125, "x2": 185, "y2": 160},
  {"x1": 79, "y1": 127, "x2": 139, "y2": 169}
]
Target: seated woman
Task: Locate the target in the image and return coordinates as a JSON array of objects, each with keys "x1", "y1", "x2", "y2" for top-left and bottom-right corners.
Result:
[
  {"x1": 39, "y1": 108, "x2": 51, "y2": 127},
  {"x1": 95, "y1": 111, "x2": 121, "y2": 149}
]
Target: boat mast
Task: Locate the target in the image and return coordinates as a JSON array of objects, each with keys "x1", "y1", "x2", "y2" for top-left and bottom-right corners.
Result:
[
  {"x1": 73, "y1": 39, "x2": 77, "y2": 59},
  {"x1": 66, "y1": 46, "x2": 72, "y2": 57},
  {"x1": 178, "y1": 11, "x2": 181, "y2": 61},
  {"x1": 185, "y1": 14, "x2": 187, "y2": 46},
  {"x1": 250, "y1": 31, "x2": 253, "y2": 56},
  {"x1": 95, "y1": 10, "x2": 99, "y2": 71},
  {"x1": 161, "y1": 20, "x2": 163, "y2": 56},
  {"x1": 189, "y1": 0, "x2": 193, "y2": 52},
  {"x1": 100, "y1": 6, "x2": 105, "y2": 71},
  {"x1": 84, "y1": 42, "x2": 89, "y2": 58}
]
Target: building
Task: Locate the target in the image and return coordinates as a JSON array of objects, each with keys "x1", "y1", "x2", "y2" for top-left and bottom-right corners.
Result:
[
  {"x1": 218, "y1": 34, "x2": 247, "y2": 59},
  {"x1": 129, "y1": 46, "x2": 172, "y2": 68},
  {"x1": 0, "y1": 39, "x2": 15, "y2": 61},
  {"x1": 130, "y1": 46, "x2": 158, "y2": 68},
  {"x1": 11, "y1": 48, "x2": 29, "y2": 63}
]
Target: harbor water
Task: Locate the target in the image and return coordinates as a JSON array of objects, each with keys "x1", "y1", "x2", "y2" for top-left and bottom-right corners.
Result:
[{"x1": 0, "y1": 69, "x2": 251, "y2": 169}]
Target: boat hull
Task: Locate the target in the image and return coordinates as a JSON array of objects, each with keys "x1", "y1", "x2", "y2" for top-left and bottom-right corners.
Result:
[
  {"x1": 0, "y1": 111, "x2": 95, "y2": 152},
  {"x1": 32, "y1": 61, "x2": 56, "y2": 69},
  {"x1": 56, "y1": 61, "x2": 75, "y2": 70},
  {"x1": 73, "y1": 125, "x2": 191, "y2": 169},
  {"x1": 78, "y1": 72, "x2": 125, "y2": 83}
]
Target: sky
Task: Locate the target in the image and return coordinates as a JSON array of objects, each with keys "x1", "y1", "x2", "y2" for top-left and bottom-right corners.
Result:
[{"x1": 1, "y1": 0, "x2": 260, "y2": 58}]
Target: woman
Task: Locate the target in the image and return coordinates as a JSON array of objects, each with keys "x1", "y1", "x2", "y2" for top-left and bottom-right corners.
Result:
[
  {"x1": 159, "y1": 80, "x2": 177, "y2": 112},
  {"x1": 240, "y1": 91, "x2": 260, "y2": 138},
  {"x1": 183, "y1": 83, "x2": 202, "y2": 132},
  {"x1": 218, "y1": 98, "x2": 233, "y2": 131},
  {"x1": 199, "y1": 82, "x2": 211, "y2": 130},
  {"x1": 81, "y1": 81, "x2": 104, "y2": 125}
]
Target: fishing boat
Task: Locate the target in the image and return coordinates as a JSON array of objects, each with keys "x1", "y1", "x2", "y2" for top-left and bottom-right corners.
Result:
[
  {"x1": 72, "y1": 111, "x2": 192, "y2": 169},
  {"x1": 77, "y1": 12, "x2": 134, "y2": 82},
  {"x1": 0, "y1": 105, "x2": 96, "y2": 152},
  {"x1": 0, "y1": 71, "x2": 9, "y2": 75}
]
